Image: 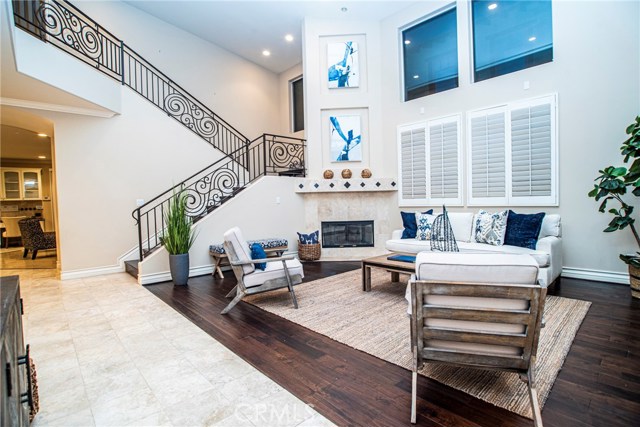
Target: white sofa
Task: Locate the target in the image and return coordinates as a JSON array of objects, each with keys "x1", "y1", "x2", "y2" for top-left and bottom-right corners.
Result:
[{"x1": 386, "y1": 212, "x2": 562, "y2": 287}]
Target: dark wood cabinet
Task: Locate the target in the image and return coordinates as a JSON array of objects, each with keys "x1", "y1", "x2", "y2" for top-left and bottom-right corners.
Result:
[{"x1": 1, "y1": 276, "x2": 30, "y2": 427}]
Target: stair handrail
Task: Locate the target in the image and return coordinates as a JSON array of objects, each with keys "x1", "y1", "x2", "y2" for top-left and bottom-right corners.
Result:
[
  {"x1": 12, "y1": 0, "x2": 250, "y2": 157},
  {"x1": 132, "y1": 134, "x2": 306, "y2": 260}
]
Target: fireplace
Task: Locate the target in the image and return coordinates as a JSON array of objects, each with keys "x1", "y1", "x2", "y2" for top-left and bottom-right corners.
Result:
[{"x1": 321, "y1": 221, "x2": 374, "y2": 248}]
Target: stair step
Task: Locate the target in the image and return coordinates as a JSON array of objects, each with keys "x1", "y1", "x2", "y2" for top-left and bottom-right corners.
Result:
[{"x1": 125, "y1": 260, "x2": 139, "y2": 278}]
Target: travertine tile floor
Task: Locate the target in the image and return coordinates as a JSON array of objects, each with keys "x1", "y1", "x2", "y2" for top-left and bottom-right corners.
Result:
[{"x1": 6, "y1": 268, "x2": 333, "y2": 427}]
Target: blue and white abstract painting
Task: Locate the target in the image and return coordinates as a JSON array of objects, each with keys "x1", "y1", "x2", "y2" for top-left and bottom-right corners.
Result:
[
  {"x1": 330, "y1": 115, "x2": 362, "y2": 162},
  {"x1": 327, "y1": 41, "x2": 359, "y2": 89}
]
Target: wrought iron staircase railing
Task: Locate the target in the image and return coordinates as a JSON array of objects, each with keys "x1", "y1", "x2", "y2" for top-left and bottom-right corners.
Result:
[
  {"x1": 11, "y1": 0, "x2": 307, "y2": 261},
  {"x1": 12, "y1": 0, "x2": 249, "y2": 156},
  {"x1": 132, "y1": 134, "x2": 305, "y2": 260}
]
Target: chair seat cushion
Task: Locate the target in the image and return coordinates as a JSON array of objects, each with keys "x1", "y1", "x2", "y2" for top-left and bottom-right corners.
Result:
[{"x1": 243, "y1": 258, "x2": 304, "y2": 288}]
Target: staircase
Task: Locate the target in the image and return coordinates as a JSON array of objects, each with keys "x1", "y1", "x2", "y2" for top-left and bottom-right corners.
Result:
[{"x1": 11, "y1": 0, "x2": 306, "y2": 264}]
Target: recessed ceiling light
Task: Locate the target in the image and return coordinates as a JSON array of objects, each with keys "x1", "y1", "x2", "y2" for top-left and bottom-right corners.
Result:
[
  {"x1": 262, "y1": 50, "x2": 271, "y2": 56},
  {"x1": 488, "y1": 3, "x2": 498, "y2": 10},
  {"x1": 404, "y1": 40, "x2": 411, "y2": 45},
  {"x1": 340, "y1": 7, "x2": 348, "y2": 13},
  {"x1": 37, "y1": 155, "x2": 46, "y2": 159},
  {"x1": 285, "y1": 34, "x2": 294, "y2": 42},
  {"x1": 37, "y1": 133, "x2": 48, "y2": 137},
  {"x1": 413, "y1": 75, "x2": 420, "y2": 79},
  {"x1": 528, "y1": 36, "x2": 537, "y2": 42}
]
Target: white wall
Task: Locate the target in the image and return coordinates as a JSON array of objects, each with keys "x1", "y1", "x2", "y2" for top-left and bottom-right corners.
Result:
[
  {"x1": 303, "y1": 18, "x2": 389, "y2": 179},
  {"x1": 303, "y1": 1, "x2": 640, "y2": 281},
  {"x1": 138, "y1": 176, "x2": 305, "y2": 284},
  {"x1": 77, "y1": 0, "x2": 281, "y2": 139},
  {"x1": 40, "y1": 90, "x2": 224, "y2": 275}
]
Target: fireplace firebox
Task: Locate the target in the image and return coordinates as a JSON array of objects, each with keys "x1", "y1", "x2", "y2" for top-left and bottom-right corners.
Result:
[{"x1": 321, "y1": 221, "x2": 374, "y2": 248}]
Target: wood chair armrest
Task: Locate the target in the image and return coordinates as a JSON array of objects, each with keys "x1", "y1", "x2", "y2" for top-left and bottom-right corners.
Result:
[{"x1": 229, "y1": 255, "x2": 295, "y2": 266}]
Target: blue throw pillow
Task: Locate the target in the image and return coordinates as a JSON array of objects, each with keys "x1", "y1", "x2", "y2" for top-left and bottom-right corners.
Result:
[
  {"x1": 504, "y1": 210, "x2": 546, "y2": 250},
  {"x1": 250, "y1": 243, "x2": 267, "y2": 270},
  {"x1": 401, "y1": 210, "x2": 433, "y2": 239},
  {"x1": 297, "y1": 230, "x2": 319, "y2": 244}
]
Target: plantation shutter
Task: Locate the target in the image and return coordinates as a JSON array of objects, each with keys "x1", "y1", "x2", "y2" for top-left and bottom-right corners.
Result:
[
  {"x1": 398, "y1": 124, "x2": 427, "y2": 204},
  {"x1": 469, "y1": 109, "x2": 507, "y2": 205},
  {"x1": 510, "y1": 101, "x2": 554, "y2": 202},
  {"x1": 429, "y1": 116, "x2": 461, "y2": 203}
]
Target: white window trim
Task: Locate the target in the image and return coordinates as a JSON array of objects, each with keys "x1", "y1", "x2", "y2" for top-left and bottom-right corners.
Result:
[
  {"x1": 398, "y1": 121, "x2": 429, "y2": 207},
  {"x1": 289, "y1": 75, "x2": 303, "y2": 133},
  {"x1": 466, "y1": 94, "x2": 558, "y2": 207}
]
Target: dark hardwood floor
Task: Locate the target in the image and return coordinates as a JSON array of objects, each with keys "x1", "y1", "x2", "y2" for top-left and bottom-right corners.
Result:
[{"x1": 146, "y1": 262, "x2": 640, "y2": 427}]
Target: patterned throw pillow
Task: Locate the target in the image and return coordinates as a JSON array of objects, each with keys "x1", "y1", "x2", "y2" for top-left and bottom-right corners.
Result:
[
  {"x1": 297, "y1": 230, "x2": 319, "y2": 244},
  {"x1": 474, "y1": 210, "x2": 508, "y2": 246},
  {"x1": 415, "y1": 213, "x2": 436, "y2": 241},
  {"x1": 400, "y1": 209, "x2": 434, "y2": 239}
]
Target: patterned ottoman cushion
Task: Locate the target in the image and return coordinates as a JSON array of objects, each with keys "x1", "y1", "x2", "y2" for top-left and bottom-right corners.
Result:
[{"x1": 209, "y1": 238, "x2": 288, "y2": 254}]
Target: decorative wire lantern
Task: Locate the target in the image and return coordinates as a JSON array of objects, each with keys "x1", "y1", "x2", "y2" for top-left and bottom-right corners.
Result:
[{"x1": 430, "y1": 206, "x2": 459, "y2": 252}]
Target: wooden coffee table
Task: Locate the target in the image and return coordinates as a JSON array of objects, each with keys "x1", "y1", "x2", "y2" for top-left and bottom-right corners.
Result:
[{"x1": 361, "y1": 253, "x2": 415, "y2": 291}]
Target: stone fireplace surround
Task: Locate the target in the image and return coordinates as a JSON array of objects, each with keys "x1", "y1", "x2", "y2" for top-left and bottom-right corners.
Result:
[{"x1": 298, "y1": 185, "x2": 398, "y2": 260}]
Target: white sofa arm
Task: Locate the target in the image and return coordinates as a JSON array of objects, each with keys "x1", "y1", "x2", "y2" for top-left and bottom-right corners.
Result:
[
  {"x1": 392, "y1": 229, "x2": 403, "y2": 239},
  {"x1": 536, "y1": 236, "x2": 563, "y2": 284}
]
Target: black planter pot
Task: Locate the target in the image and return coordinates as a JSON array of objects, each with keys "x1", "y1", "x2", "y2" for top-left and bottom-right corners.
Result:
[{"x1": 169, "y1": 253, "x2": 190, "y2": 286}]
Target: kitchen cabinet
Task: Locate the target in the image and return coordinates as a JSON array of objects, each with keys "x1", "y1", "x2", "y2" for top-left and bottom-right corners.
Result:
[
  {"x1": 0, "y1": 276, "x2": 31, "y2": 427},
  {"x1": 0, "y1": 169, "x2": 42, "y2": 201}
]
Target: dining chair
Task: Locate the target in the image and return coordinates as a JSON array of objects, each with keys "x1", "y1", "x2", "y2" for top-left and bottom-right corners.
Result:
[{"x1": 1, "y1": 216, "x2": 26, "y2": 248}]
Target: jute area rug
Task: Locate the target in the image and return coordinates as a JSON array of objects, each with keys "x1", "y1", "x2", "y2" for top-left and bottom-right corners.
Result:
[{"x1": 246, "y1": 268, "x2": 591, "y2": 419}]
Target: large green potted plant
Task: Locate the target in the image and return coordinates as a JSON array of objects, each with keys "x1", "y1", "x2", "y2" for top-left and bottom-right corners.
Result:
[
  {"x1": 160, "y1": 189, "x2": 197, "y2": 285},
  {"x1": 588, "y1": 116, "x2": 640, "y2": 298}
]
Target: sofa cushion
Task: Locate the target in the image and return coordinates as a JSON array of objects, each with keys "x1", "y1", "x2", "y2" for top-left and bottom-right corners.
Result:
[
  {"x1": 456, "y1": 241, "x2": 550, "y2": 267},
  {"x1": 473, "y1": 210, "x2": 508, "y2": 246},
  {"x1": 401, "y1": 210, "x2": 433, "y2": 239},
  {"x1": 540, "y1": 214, "x2": 561, "y2": 238},
  {"x1": 415, "y1": 252, "x2": 539, "y2": 284},
  {"x1": 504, "y1": 210, "x2": 545, "y2": 250},
  {"x1": 243, "y1": 258, "x2": 304, "y2": 288},
  {"x1": 447, "y1": 212, "x2": 474, "y2": 242}
]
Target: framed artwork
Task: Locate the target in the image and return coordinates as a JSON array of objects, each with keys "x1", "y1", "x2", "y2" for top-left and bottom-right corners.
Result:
[
  {"x1": 327, "y1": 41, "x2": 359, "y2": 89},
  {"x1": 330, "y1": 115, "x2": 362, "y2": 162}
]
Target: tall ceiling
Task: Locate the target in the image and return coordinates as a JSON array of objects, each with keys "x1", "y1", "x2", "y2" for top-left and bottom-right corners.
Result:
[{"x1": 124, "y1": 0, "x2": 417, "y2": 74}]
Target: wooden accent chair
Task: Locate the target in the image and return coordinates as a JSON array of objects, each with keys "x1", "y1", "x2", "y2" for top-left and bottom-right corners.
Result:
[
  {"x1": 221, "y1": 226, "x2": 304, "y2": 314},
  {"x1": 409, "y1": 252, "x2": 546, "y2": 426},
  {"x1": 18, "y1": 218, "x2": 56, "y2": 259},
  {"x1": 1, "y1": 216, "x2": 26, "y2": 248}
]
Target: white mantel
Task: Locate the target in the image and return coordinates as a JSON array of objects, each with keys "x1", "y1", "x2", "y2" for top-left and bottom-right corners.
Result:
[{"x1": 294, "y1": 177, "x2": 398, "y2": 193}]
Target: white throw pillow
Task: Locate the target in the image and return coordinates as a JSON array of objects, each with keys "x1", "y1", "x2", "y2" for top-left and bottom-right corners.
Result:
[
  {"x1": 415, "y1": 213, "x2": 436, "y2": 241},
  {"x1": 474, "y1": 210, "x2": 508, "y2": 246}
]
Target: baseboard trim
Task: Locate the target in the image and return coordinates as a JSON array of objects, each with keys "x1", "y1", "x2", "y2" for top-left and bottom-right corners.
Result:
[
  {"x1": 562, "y1": 267, "x2": 629, "y2": 285},
  {"x1": 138, "y1": 265, "x2": 214, "y2": 286},
  {"x1": 60, "y1": 265, "x2": 124, "y2": 280}
]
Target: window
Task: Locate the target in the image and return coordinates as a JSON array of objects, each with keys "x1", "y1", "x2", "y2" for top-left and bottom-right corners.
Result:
[
  {"x1": 291, "y1": 77, "x2": 304, "y2": 132},
  {"x1": 472, "y1": 0, "x2": 553, "y2": 82},
  {"x1": 467, "y1": 95, "x2": 557, "y2": 206},
  {"x1": 402, "y1": 6, "x2": 458, "y2": 101},
  {"x1": 398, "y1": 115, "x2": 462, "y2": 206}
]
